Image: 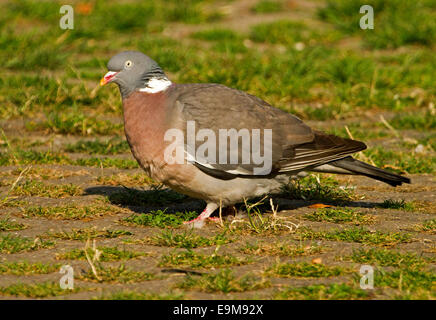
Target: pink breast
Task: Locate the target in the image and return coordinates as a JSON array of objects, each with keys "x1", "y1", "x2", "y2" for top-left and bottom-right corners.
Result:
[{"x1": 123, "y1": 91, "x2": 168, "y2": 165}]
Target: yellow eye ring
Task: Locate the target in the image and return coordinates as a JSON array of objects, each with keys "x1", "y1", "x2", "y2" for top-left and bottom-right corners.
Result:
[{"x1": 125, "y1": 60, "x2": 133, "y2": 68}]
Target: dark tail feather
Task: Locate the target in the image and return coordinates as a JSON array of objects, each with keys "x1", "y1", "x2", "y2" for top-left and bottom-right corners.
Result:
[{"x1": 329, "y1": 156, "x2": 411, "y2": 187}]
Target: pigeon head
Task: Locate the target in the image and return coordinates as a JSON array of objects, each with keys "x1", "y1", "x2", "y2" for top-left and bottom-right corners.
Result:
[{"x1": 100, "y1": 51, "x2": 170, "y2": 98}]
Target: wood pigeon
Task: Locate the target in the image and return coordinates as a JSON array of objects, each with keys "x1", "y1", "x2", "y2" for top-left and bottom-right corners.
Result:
[{"x1": 100, "y1": 51, "x2": 410, "y2": 225}]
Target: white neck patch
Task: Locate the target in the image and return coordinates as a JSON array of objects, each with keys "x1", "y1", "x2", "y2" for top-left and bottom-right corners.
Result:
[{"x1": 138, "y1": 78, "x2": 172, "y2": 93}]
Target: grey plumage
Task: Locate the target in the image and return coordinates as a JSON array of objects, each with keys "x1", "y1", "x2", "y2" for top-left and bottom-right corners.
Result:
[
  {"x1": 329, "y1": 157, "x2": 410, "y2": 186},
  {"x1": 106, "y1": 51, "x2": 168, "y2": 98},
  {"x1": 101, "y1": 51, "x2": 411, "y2": 224}
]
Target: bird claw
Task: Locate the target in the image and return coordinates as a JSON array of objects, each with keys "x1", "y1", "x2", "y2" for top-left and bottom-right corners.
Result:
[{"x1": 183, "y1": 216, "x2": 219, "y2": 228}]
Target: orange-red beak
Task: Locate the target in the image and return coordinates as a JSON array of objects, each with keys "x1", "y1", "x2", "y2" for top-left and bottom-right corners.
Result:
[{"x1": 100, "y1": 71, "x2": 118, "y2": 86}]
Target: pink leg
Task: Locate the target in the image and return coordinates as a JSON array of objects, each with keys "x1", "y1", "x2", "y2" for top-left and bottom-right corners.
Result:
[{"x1": 184, "y1": 203, "x2": 219, "y2": 224}]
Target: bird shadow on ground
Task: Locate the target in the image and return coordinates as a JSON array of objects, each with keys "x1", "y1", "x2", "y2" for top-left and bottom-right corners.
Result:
[
  {"x1": 84, "y1": 185, "x2": 205, "y2": 214},
  {"x1": 84, "y1": 186, "x2": 382, "y2": 216}
]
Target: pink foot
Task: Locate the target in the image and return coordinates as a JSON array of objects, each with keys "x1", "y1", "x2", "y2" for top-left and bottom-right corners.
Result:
[
  {"x1": 183, "y1": 209, "x2": 208, "y2": 225},
  {"x1": 183, "y1": 204, "x2": 219, "y2": 226},
  {"x1": 183, "y1": 216, "x2": 219, "y2": 224}
]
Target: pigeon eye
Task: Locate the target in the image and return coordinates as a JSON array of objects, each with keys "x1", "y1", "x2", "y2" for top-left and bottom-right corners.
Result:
[{"x1": 125, "y1": 60, "x2": 133, "y2": 68}]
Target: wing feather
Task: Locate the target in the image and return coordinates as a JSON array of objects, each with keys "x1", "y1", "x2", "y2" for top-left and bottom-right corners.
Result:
[{"x1": 169, "y1": 84, "x2": 366, "y2": 179}]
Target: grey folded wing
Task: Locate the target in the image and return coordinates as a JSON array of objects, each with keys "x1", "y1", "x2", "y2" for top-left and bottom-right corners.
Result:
[{"x1": 172, "y1": 83, "x2": 366, "y2": 179}]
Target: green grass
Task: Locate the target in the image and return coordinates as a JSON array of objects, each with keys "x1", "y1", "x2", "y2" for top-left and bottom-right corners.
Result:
[
  {"x1": 192, "y1": 28, "x2": 240, "y2": 41},
  {"x1": 0, "y1": 149, "x2": 138, "y2": 169},
  {"x1": 74, "y1": 157, "x2": 139, "y2": 169},
  {"x1": 377, "y1": 199, "x2": 415, "y2": 211},
  {"x1": 321, "y1": 54, "x2": 375, "y2": 85},
  {"x1": 327, "y1": 123, "x2": 390, "y2": 140},
  {"x1": 347, "y1": 248, "x2": 427, "y2": 269},
  {"x1": 11, "y1": 180, "x2": 82, "y2": 198},
  {"x1": 0, "y1": 217, "x2": 26, "y2": 231},
  {"x1": 0, "y1": 14, "x2": 432, "y2": 126},
  {"x1": 0, "y1": 199, "x2": 27, "y2": 209},
  {"x1": 23, "y1": 204, "x2": 123, "y2": 220},
  {"x1": 266, "y1": 262, "x2": 349, "y2": 278},
  {"x1": 65, "y1": 138, "x2": 130, "y2": 154},
  {"x1": 56, "y1": 246, "x2": 146, "y2": 262},
  {"x1": 0, "y1": 282, "x2": 81, "y2": 298},
  {"x1": 372, "y1": 268, "x2": 436, "y2": 292},
  {"x1": 394, "y1": 290, "x2": 436, "y2": 300},
  {"x1": 6, "y1": 0, "x2": 222, "y2": 34},
  {"x1": 79, "y1": 264, "x2": 156, "y2": 284},
  {"x1": 364, "y1": 147, "x2": 435, "y2": 174},
  {"x1": 240, "y1": 241, "x2": 323, "y2": 257},
  {"x1": 0, "y1": 75, "x2": 55, "y2": 119},
  {"x1": 6, "y1": 166, "x2": 85, "y2": 180},
  {"x1": 417, "y1": 132, "x2": 436, "y2": 151},
  {"x1": 229, "y1": 198, "x2": 299, "y2": 235},
  {"x1": 250, "y1": 20, "x2": 331, "y2": 45},
  {"x1": 318, "y1": 0, "x2": 436, "y2": 49},
  {"x1": 281, "y1": 175, "x2": 356, "y2": 203},
  {"x1": 1, "y1": 28, "x2": 70, "y2": 71},
  {"x1": 96, "y1": 173, "x2": 153, "y2": 186},
  {"x1": 177, "y1": 269, "x2": 270, "y2": 293},
  {"x1": 159, "y1": 249, "x2": 250, "y2": 269},
  {"x1": 252, "y1": 0, "x2": 283, "y2": 13},
  {"x1": 0, "y1": 1, "x2": 433, "y2": 123},
  {"x1": 275, "y1": 283, "x2": 369, "y2": 300},
  {"x1": 390, "y1": 111, "x2": 436, "y2": 131},
  {"x1": 45, "y1": 228, "x2": 132, "y2": 241},
  {"x1": 25, "y1": 112, "x2": 123, "y2": 135},
  {"x1": 0, "y1": 262, "x2": 61, "y2": 275},
  {"x1": 415, "y1": 219, "x2": 436, "y2": 234},
  {"x1": 298, "y1": 227, "x2": 412, "y2": 246},
  {"x1": 0, "y1": 149, "x2": 70, "y2": 166},
  {"x1": 122, "y1": 210, "x2": 198, "y2": 228},
  {"x1": 0, "y1": 234, "x2": 55, "y2": 254},
  {"x1": 146, "y1": 230, "x2": 231, "y2": 248},
  {"x1": 303, "y1": 208, "x2": 376, "y2": 225}
]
